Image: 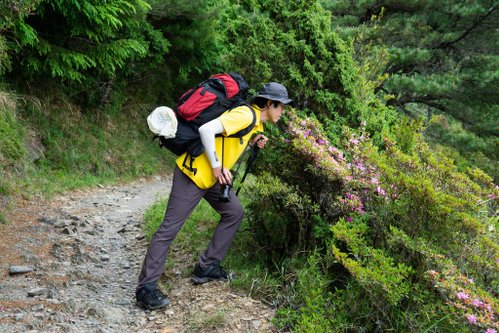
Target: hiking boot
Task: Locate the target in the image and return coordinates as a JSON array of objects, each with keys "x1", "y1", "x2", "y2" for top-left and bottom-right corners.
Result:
[
  {"x1": 191, "y1": 261, "x2": 232, "y2": 284},
  {"x1": 136, "y1": 284, "x2": 170, "y2": 310}
]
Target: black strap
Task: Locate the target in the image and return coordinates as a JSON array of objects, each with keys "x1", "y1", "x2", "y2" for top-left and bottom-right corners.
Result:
[
  {"x1": 221, "y1": 136, "x2": 225, "y2": 181},
  {"x1": 182, "y1": 154, "x2": 197, "y2": 175},
  {"x1": 236, "y1": 144, "x2": 259, "y2": 196}
]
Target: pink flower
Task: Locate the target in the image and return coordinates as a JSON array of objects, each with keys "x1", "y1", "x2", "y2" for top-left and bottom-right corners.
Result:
[
  {"x1": 486, "y1": 329, "x2": 497, "y2": 333},
  {"x1": 300, "y1": 121, "x2": 307, "y2": 126},
  {"x1": 456, "y1": 292, "x2": 469, "y2": 300},
  {"x1": 468, "y1": 278, "x2": 474, "y2": 284},
  {"x1": 488, "y1": 194, "x2": 495, "y2": 199},
  {"x1": 428, "y1": 270, "x2": 438, "y2": 276},
  {"x1": 376, "y1": 186, "x2": 386, "y2": 196},
  {"x1": 472, "y1": 299, "x2": 483, "y2": 307},
  {"x1": 346, "y1": 217, "x2": 353, "y2": 222},
  {"x1": 349, "y1": 138, "x2": 359, "y2": 145},
  {"x1": 466, "y1": 314, "x2": 477, "y2": 324}
]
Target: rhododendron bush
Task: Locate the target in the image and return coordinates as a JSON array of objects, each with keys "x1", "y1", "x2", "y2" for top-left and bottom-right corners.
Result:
[{"x1": 246, "y1": 113, "x2": 498, "y2": 332}]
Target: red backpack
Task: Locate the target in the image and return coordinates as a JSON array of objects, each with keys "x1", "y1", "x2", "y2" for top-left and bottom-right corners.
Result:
[
  {"x1": 155, "y1": 72, "x2": 256, "y2": 172},
  {"x1": 176, "y1": 72, "x2": 249, "y2": 126}
]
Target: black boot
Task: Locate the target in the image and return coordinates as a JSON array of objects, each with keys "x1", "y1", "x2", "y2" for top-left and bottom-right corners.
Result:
[
  {"x1": 136, "y1": 284, "x2": 170, "y2": 310},
  {"x1": 191, "y1": 261, "x2": 232, "y2": 284}
]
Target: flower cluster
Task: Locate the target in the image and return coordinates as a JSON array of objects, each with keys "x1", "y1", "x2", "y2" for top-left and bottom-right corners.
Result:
[
  {"x1": 286, "y1": 114, "x2": 391, "y2": 216},
  {"x1": 427, "y1": 269, "x2": 498, "y2": 332},
  {"x1": 340, "y1": 192, "x2": 365, "y2": 214},
  {"x1": 287, "y1": 116, "x2": 347, "y2": 177}
]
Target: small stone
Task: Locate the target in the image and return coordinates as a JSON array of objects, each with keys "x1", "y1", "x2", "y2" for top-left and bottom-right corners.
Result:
[
  {"x1": 61, "y1": 227, "x2": 74, "y2": 235},
  {"x1": 9, "y1": 265, "x2": 34, "y2": 275},
  {"x1": 100, "y1": 255, "x2": 110, "y2": 262},
  {"x1": 28, "y1": 288, "x2": 46, "y2": 297},
  {"x1": 15, "y1": 313, "x2": 24, "y2": 321},
  {"x1": 32, "y1": 304, "x2": 44, "y2": 311},
  {"x1": 160, "y1": 328, "x2": 177, "y2": 333},
  {"x1": 252, "y1": 320, "x2": 261, "y2": 330},
  {"x1": 123, "y1": 262, "x2": 131, "y2": 269},
  {"x1": 54, "y1": 221, "x2": 68, "y2": 228},
  {"x1": 37, "y1": 217, "x2": 55, "y2": 225}
]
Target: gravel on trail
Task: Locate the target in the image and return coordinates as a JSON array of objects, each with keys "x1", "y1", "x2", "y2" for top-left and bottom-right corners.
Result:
[{"x1": 0, "y1": 175, "x2": 275, "y2": 333}]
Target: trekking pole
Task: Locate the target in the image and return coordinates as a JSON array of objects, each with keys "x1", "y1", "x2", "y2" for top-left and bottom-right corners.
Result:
[{"x1": 235, "y1": 144, "x2": 260, "y2": 196}]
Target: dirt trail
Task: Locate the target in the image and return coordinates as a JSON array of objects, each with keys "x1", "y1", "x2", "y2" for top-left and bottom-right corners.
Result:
[{"x1": 0, "y1": 175, "x2": 275, "y2": 333}]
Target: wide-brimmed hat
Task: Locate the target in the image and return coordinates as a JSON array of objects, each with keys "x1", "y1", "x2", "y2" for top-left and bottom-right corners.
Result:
[{"x1": 253, "y1": 82, "x2": 294, "y2": 106}]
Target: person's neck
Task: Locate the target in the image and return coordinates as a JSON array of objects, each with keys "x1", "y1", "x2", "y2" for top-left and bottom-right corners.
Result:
[{"x1": 259, "y1": 107, "x2": 269, "y2": 122}]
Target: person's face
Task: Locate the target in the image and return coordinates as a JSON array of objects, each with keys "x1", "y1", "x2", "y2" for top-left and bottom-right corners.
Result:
[{"x1": 268, "y1": 102, "x2": 285, "y2": 123}]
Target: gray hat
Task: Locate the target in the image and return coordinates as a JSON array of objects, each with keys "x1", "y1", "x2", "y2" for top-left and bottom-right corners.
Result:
[{"x1": 253, "y1": 82, "x2": 294, "y2": 106}]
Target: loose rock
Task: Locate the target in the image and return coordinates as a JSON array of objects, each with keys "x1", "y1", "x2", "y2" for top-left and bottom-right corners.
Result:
[
  {"x1": 27, "y1": 288, "x2": 46, "y2": 297},
  {"x1": 9, "y1": 265, "x2": 34, "y2": 275}
]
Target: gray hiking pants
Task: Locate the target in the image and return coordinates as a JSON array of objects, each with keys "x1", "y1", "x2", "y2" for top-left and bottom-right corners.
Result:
[{"x1": 137, "y1": 166, "x2": 244, "y2": 288}]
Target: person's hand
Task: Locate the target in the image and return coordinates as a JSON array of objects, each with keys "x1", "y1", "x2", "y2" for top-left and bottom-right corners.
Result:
[
  {"x1": 213, "y1": 166, "x2": 232, "y2": 185},
  {"x1": 251, "y1": 134, "x2": 268, "y2": 149}
]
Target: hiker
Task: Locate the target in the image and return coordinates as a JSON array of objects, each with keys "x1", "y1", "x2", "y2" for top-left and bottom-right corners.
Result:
[{"x1": 136, "y1": 82, "x2": 293, "y2": 310}]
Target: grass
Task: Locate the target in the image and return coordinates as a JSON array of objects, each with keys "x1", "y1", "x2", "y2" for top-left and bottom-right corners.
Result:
[
  {"x1": 0, "y1": 90, "x2": 176, "y2": 224},
  {"x1": 183, "y1": 308, "x2": 228, "y2": 333},
  {"x1": 1, "y1": 96, "x2": 175, "y2": 191}
]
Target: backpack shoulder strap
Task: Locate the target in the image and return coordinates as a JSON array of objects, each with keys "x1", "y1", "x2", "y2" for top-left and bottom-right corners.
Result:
[{"x1": 229, "y1": 102, "x2": 256, "y2": 140}]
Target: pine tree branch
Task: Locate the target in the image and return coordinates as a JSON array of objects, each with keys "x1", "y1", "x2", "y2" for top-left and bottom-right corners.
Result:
[
  {"x1": 437, "y1": 4, "x2": 498, "y2": 49},
  {"x1": 381, "y1": 87, "x2": 482, "y2": 129},
  {"x1": 399, "y1": 95, "x2": 476, "y2": 128},
  {"x1": 381, "y1": 88, "x2": 417, "y2": 119}
]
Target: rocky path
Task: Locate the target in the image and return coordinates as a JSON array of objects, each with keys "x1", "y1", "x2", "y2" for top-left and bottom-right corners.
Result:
[{"x1": 0, "y1": 176, "x2": 275, "y2": 333}]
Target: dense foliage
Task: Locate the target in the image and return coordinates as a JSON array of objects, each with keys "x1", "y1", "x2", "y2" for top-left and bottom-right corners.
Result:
[
  {"x1": 1, "y1": 0, "x2": 497, "y2": 332},
  {"x1": 323, "y1": 0, "x2": 498, "y2": 180},
  {"x1": 221, "y1": 0, "x2": 396, "y2": 144},
  {"x1": 248, "y1": 114, "x2": 498, "y2": 332},
  {"x1": 219, "y1": 0, "x2": 498, "y2": 331}
]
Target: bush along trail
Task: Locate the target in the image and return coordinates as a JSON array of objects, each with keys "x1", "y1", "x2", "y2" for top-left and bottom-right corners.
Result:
[{"x1": 0, "y1": 176, "x2": 274, "y2": 333}]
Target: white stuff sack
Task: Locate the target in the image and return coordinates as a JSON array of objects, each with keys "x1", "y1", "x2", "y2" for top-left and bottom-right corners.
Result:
[{"x1": 147, "y1": 106, "x2": 178, "y2": 139}]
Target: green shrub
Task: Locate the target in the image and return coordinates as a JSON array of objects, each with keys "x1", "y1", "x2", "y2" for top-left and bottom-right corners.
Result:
[
  {"x1": 247, "y1": 113, "x2": 498, "y2": 332},
  {"x1": 0, "y1": 93, "x2": 25, "y2": 165}
]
